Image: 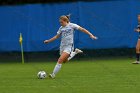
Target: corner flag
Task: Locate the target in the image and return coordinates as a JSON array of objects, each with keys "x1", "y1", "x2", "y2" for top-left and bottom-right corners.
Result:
[{"x1": 19, "y1": 33, "x2": 24, "y2": 64}]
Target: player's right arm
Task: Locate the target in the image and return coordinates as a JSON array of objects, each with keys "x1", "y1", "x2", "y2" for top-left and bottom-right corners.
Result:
[{"x1": 44, "y1": 34, "x2": 61, "y2": 44}]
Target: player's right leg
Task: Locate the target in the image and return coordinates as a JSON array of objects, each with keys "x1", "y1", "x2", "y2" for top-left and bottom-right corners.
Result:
[
  {"x1": 67, "y1": 48, "x2": 83, "y2": 61},
  {"x1": 133, "y1": 39, "x2": 140, "y2": 64}
]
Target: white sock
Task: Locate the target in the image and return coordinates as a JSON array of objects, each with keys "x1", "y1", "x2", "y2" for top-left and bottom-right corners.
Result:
[
  {"x1": 68, "y1": 52, "x2": 77, "y2": 61},
  {"x1": 52, "y1": 63, "x2": 62, "y2": 75}
]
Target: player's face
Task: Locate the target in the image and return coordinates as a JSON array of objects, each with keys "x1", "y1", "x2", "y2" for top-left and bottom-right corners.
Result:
[
  {"x1": 138, "y1": 15, "x2": 140, "y2": 22},
  {"x1": 59, "y1": 19, "x2": 67, "y2": 26}
]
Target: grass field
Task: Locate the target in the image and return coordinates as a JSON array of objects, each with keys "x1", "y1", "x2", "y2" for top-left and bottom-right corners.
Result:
[{"x1": 0, "y1": 57, "x2": 140, "y2": 93}]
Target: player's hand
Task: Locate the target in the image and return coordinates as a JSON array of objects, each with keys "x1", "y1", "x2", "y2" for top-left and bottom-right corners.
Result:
[
  {"x1": 44, "y1": 40, "x2": 49, "y2": 44},
  {"x1": 137, "y1": 29, "x2": 140, "y2": 32},
  {"x1": 90, "y1": 35, "x2": 98, "y2": 40},
  {"x1": 134, "y1": 29, "x2": 140, "y2": 32}
]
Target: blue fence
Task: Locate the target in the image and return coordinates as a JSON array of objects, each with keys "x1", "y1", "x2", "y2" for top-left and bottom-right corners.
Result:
[{"x1": 0, "y1": 0, "x2": 140, "y2": 52}]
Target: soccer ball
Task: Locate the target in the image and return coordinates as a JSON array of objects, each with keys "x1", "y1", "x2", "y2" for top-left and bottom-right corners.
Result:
[{"x1": 37, "y1": 71, "x2": 47, "y2": 79}]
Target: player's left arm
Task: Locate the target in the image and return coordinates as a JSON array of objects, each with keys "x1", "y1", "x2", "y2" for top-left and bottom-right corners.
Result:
[{"x1": 78, "y1": 27, "x2": 98, "y2": 40}]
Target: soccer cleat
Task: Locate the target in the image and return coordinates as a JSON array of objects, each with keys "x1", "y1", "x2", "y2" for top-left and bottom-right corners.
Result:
[
  {"x1": 49, "y1": 73, "x2": 55, "y2": 79},
  {"x1": 132, "y1": 61, "x2": 140, "y2": 64},
  {"x1": 75, "y1": 48, "x2": 83, "y2": 54}
]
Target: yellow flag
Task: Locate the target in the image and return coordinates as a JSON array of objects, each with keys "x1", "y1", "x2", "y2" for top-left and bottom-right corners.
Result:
[
  {"x1": 19, "y1": 33, "x2": 23, "y2": 45},
  {"x1": 19, "y1": 33, "x2": 24, "y2": 64}
]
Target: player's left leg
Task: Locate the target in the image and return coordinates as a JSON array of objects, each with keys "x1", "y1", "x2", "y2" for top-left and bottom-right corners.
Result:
[
  {"x1": 133, "y1": 39, "x2": 140, "y2": 64},
  {"x1": 49, "y1": 52, "x2": 70, "y2": 78}
]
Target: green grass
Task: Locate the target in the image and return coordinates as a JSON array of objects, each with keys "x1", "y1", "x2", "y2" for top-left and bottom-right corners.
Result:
[{"x1": 0, "y1": 58, "x2": 140, "y2": 93}]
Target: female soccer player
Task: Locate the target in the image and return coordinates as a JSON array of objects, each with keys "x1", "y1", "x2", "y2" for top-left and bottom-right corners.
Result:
[
  {"x1": 133, "y1": 14, "x2": 140, "y2": 64},
  {"x1": 44, "y1": 15, "x2": 97, "y2": 78}
]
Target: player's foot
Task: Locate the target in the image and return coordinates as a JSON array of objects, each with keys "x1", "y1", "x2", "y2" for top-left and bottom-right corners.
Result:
[
  {"x1": 132, "y1": 61, "x2": 140, "y2": 64},
  {"x1": 49, "y1": 73, "x2": 55, "y2": 79},
  {"x1": 75, "y1": 48, "x2": 83, "y2": 54}
]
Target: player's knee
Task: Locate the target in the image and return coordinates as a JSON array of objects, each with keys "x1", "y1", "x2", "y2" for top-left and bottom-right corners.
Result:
[
  {"x1": 57, "y1": 58, "x2": 64, "y2": 64},
  {"x1": 136, "y1": 47, "x2": 140, "y2": 53}
]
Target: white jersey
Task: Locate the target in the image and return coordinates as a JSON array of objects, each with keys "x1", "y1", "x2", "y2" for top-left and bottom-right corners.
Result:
[{"x1": 57, "y1": 23, "x2": 80, "y2": 47}]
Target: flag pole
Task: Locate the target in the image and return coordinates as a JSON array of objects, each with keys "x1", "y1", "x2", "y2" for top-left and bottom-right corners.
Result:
[{"x1": 19, "y1": 33, "x2": 24, "y2": 64}]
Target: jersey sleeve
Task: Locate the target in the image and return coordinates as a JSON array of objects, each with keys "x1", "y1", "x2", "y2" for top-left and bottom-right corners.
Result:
[
  {"x1": 71, "y1": 23, "x2": 80, "y2": 30},
  {"x1": 57, "y1": 27, "x2": 62, "y2": 35}
]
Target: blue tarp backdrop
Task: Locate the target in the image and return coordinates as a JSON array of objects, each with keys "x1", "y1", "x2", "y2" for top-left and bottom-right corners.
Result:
[{"x1": 0, "y1": 0, "x2": 140, "y2": 52}]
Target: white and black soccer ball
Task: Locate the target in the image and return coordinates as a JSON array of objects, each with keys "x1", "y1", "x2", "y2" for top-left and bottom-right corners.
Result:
[{"x1": 37, "y1": 71, "x2": 47, "y2": 79}]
